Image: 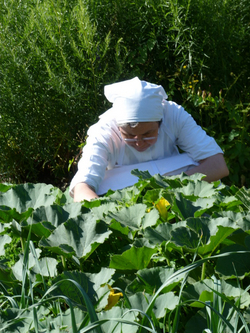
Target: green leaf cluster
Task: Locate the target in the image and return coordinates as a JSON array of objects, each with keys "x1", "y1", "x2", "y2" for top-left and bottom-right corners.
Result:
[{"x1": 1, "y1": 174, "x2": 250, "y2": 331}]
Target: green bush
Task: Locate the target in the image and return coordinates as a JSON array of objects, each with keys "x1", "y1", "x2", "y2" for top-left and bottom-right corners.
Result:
[{"x1": 0, "y1": 0, "x2": 249, "y2": 187}]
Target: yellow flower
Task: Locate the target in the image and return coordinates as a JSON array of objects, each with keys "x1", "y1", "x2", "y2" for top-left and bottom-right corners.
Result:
[
  {"x1": 105, "y1": 285, "x2": 123, "y2": 310},
  {"x1": 155, "y1": 197, "x2": 170, "y2": 220}
]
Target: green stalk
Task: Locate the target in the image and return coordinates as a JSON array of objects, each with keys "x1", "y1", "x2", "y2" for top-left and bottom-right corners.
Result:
[
  {"x1": 20, "y1": 237, "x2": 25, "y2": 252},
  {"x1": 61, "y1": 255, "x2": 67, "y2": 270},
  {"x1": 201, "y1": 261, "x2": 206, "y2": 280}
]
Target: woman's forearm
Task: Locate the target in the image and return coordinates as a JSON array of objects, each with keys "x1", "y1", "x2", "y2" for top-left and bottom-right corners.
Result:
[{"x1": 185, "y1": 153, "x2": 229, "y2": 182}]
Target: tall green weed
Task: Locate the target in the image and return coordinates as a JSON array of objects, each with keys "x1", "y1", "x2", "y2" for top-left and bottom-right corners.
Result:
[
  {"x1": 181, "y1": 79, "x2": 250, "y2": 187},
  {"x1": 0, "y1": 0, "x2": 116, "y2": 185}
]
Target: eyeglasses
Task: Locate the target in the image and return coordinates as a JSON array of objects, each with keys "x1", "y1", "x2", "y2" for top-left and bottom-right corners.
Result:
[{"x1": 123, "y1": 136, "x2": 157, "y2": 143}]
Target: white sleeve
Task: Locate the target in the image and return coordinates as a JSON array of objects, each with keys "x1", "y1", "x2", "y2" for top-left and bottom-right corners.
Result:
[
  {"x1": 69, "y1": 141, "x2": 109, "y2": 196},
  {"x1": 165, "y1": 102, "x2": 223, "y2": 161},
  {"x1": 69, "y1": 120, "x2": 121, "y2": 196}
]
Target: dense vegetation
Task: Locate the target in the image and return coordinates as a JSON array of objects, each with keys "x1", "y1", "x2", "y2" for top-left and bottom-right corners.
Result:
[
  {"x1": 1, "y1": 174, "x2": 250, "y2": 332},
  {"x1": 1, "y1": 1, "x2": 250, "y2": 331},
  {"x1": 0, "y1": 0, "x2": 249, "y2": 188}
]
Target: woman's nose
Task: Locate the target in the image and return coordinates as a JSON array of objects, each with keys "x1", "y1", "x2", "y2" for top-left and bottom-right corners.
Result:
[{"x1": 135, "y1": 139, "x2": 144, "y2": 147}]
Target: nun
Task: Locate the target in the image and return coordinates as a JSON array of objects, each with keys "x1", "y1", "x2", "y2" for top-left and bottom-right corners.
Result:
[{"x1": 70, "y1": 77, "x2": 229, "y2": 202}]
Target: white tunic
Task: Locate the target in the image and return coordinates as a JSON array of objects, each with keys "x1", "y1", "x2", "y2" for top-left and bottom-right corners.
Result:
[{"x1": 69, "y1": 101, "x2": 223, "y2": 195}]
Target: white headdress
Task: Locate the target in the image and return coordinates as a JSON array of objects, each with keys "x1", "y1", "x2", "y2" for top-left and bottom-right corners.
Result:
[{"x1": 104, "y1": 77, "x2": 168, "y2": 124}]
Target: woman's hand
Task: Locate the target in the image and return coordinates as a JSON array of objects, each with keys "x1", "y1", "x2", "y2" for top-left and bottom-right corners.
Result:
[{"x1": 73, "y1": 183, "x2": 99, "y2": 202}]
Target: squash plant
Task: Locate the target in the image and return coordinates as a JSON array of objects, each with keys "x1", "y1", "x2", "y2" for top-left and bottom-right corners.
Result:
[{"x1": 1, "y1": 172, "x2": 250, "y2": 332}]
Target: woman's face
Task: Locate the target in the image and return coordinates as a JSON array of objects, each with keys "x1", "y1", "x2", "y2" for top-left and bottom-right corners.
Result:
[{"x1": 119, "y1": 122, "x2": 159, "y2": 152}]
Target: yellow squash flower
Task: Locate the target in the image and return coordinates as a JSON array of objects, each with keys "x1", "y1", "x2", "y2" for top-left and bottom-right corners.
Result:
[
  {"x1": 155, "y1": 197, "x2": 170, "y2": 220},
  {"x1": 105, "y1": 285, "x2": 123, "y2": 310}
]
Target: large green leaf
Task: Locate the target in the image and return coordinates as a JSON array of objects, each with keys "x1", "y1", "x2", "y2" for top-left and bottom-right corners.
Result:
[
  {"x1": 217, "y1": 194, "x2": 243, "y2": 211},
  {"x1": 192, "y1": 197, "x2": 218, "y2": 217},
  {"x1": 108, "y1": 219, "x2": 131, "y2": 238},
  {"x1": 40, "y1": 214, "x2": 112, "y2": 260},
  {"x1": 12, "y1": 248, "x2": 57, "y2": 281},
  {"x1": 142, "y1": 225, "x2": 171, "y2": 246},
  {"x1": 216, "y1": 243, "x2": 250, "y2": 279},
  {"x1": 51, "y1": 186, "x2": 74, "y2": 206},
  {"x1": 182, "y1": 278, "x2": 250, "y2": 309},
  {"x1": 172, "y1": 193, "x2": 202, "y2": 220},
  {"x1": 212, "y1": 211, "x2": 250, "y2": 245},
  {"x1": 87, "y1": 268, "x2": 117, "y2": 311},
  {"x1": 0, "y1": 205, "x2": 33, "y2": 225},
  {"x1": 178, "y1": 180, "x2": 219, "y2": 198},
  {"x1": 0, "y1": 308, "x2": 35, "y2": 332},
  {"x1": 90, "y1": 201, "x2": 120, "y2": 220},
  {"x1": 97, "y1": 306, "x2": 139, "y2": 333},
  {"x1": 109, "y1": 246, "x2": 157, "y2": 271},
  {"x1": 0, "y1": 306, "x2": 50, "y2": 332},
  {"x1": 131, "y1": 170, "x2": 173, "y2": 190},
  {"x1": 170, "y1": 227, "x2": 200, "y2": 250},
  {"x1": 52, "y1": 268, "x2": 115, "y2": 309},
  {"x1": 0, "y1": 234, "x2": 11, "y2": 256},
  {"x1": 143, "y1": 221, "x2": 187, "y2": 246},
  {"x1": 142, "y1": 188, "x2": 164, "y2": 204},
  {"x1": 0, "y1": 260, "x2": 16, "y2": 285},
  {"x1": 41, "y1": 308, "x2": 86, "y2": 332},
  {"x1": 212, "y1": 211, "x2": 249, "y2": 227},
  {"x1": 20, "y1": 203, "x2": 85, "y2": 238},
  {"x1": 107, "y1": 204, "x2": 148, "y2": 238},
  {"x1": 167, "y1": 216, "x2": 238, "y2": 256},
  {"x1": 0, "y1": 183, "x2": 56, "y2": 212},
  {"x1": 141, "y1": 208, "x2": 160, "y2": 229},
  {"x1": 186, "y1": 216, "x2": 238, "y2": 256},
  {"x1": 106, "y1": 181, "x2": 148, "y2": 204},
  {"x1": 127, "y1": 266, "x2": 181, "y2": 295},
  {"x1": 128, "y1": 291, "x2": 179, "y2": 318}
]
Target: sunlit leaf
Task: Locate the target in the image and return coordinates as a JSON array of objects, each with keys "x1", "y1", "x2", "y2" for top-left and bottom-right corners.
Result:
[
  {"x1": 128, "y1": 291, "x2": 178, "y2": 318},
  {"x1": 97, "y1": 306, "x2": 139, "y2": 333},
  {"x1": 0, "y1": 183, "x2": 56, "y2": 212},
  {"x1": 107, "y1": 204, "x2": 147, "y2": 238},
  {"x1": 40, "y1": 214, "x2": 112, "y2": 260},
  {"x1": 0, "y1": 234, "x2": 11, "y2": 256},
  {"x1": 110, "y1": 246, "x2": 157, "y2": 271}
]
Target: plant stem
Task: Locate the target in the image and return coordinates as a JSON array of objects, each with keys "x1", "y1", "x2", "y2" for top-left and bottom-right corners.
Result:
[
  {"x1": 61, "y1": 256, "x2": 67, "y2": 270},
  {"x1": 201, "y1": 261, "x2": 206, "y2": 280},
  {"x1": 20, "y1": 237, "x2": 25, "y2": 252}
]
